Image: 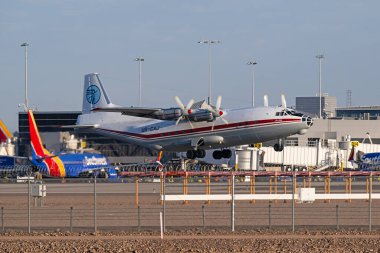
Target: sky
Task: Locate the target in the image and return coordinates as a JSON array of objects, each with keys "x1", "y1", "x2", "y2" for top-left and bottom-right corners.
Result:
[{"x1": 1, "y1": 0, "x2": 379, "y2": 132}]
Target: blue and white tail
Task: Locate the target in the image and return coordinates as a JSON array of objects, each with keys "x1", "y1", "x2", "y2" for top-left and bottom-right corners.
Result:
[{"x1": 82, "y1": 73, "x2": 114, "y2": 114}]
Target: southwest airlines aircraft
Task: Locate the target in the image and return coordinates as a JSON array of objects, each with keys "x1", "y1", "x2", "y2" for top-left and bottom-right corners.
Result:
[
  {"x1": 76, "y1": 73, "x2": 313, "y2": 160},
  {"x1": 29, "y1": 110, "x2": 116, "y2": 178},
  {"x1": 0, "y1": 119, "x2": 12, "y2": 143},
  {"x1": 349, "y1": 144, "x2": 380, "y2": 171}
]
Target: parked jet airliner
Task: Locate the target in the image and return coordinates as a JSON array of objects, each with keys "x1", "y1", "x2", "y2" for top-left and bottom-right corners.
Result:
[
  {"x1": 75, "y1": 73, "x2": 313, "y2": 160},
  {"x1": 29, "y1": 110, "x2": 116, "y2": 178},
  {"x1": 349, "y1": 144, "x2": 380, "y2": 171}
]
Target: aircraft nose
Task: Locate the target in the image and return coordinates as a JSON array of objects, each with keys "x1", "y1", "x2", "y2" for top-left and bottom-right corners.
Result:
[{"x1": 302, "y1": 115, "x2": 313, "y2": 127}]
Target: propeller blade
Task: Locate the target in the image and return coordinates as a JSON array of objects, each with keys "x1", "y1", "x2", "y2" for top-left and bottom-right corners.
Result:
[
  {"x1": 206, "y1": 104, "x2": 216, "y2": 113},
  {"x1": 281, "y1": 94, "x2": 287, "y2": 108},
  {"x1": 221, "y1": 118, "x2": 229, "y2": 124},
  {"x1": 175, "y1": 116, "x2": 182, "y2": 125},
  {"x1": 215, "y1": 96, "x2": 222, "y2": 111},
  {"x1": 263, "y1": 94, "x2": 269, "y2": 107},
  {"x1": 175, "y1": 96, "x2": 185, "y2": 111},
  {"x1": 187, "y1": 118, "x2": 194, "y2": 129},
  {"x1": 186, "y1": 99, "x2": 195, "y2": 110}
]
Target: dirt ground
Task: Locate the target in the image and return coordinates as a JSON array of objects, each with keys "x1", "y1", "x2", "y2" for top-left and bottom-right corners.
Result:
[{"x1": 0, "y1": 230, "x2": 380, "y2": 252}]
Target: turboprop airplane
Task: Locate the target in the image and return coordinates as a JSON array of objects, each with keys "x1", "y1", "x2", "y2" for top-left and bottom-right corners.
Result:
[
  {"x1": 75, "y1": 73, "x2": 313, "y2": 160},
  {"x1": 28, "y1": 110, "x2": 117, "y2": 178}
]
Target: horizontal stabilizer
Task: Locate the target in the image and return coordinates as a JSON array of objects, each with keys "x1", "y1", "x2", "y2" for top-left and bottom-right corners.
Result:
[{"x1": 35, "y1": 154, "x2": 59, "y2": 163}]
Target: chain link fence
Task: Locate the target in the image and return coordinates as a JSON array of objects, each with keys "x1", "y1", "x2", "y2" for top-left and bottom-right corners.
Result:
[{"x1": 1, "y1": 167, "x2": 380, "y2": 233}]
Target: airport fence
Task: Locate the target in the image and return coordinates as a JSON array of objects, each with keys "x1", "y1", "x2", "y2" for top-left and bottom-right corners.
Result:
[{"x1": 1, "y1": 171, "x2": 380, "y2": 233}]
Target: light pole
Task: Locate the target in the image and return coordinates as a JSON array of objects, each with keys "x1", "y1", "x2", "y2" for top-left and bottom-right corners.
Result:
[
  {"x1": 135, "y1": 57, "x2": 144, "y2": 107},
  {"x1": 316, "y1": 54, "x2": 324, "y2": 118},
  {"x1": 198, "y1": 40, "x2": 221, "y2": 105},
  {"x1": 247, "y1": 61, "x2": 257, "y2": 107},
  {"x1": 20, "y1": 42, "x2": 29, "y2": 110}
]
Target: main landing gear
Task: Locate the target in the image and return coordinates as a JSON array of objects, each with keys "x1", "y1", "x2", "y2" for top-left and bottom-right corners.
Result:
[
  {"x1": 212, "y1": 149, "x2": 232, "y2": 160},
  {"x1": 186, "y1": 149, "x2": 206, "y2": 159},
  {"x1": 186, "y1": 149, "x2": 233, "y2": 160},
  {"x1": 273, "y1": 139, "x2": 284, "y2": 152}
]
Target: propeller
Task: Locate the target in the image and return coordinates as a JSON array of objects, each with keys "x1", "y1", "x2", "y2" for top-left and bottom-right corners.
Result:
[
  {"x1": 175, "y1": 96, "x2": 194, "y2": 115},
  {"x1": 207, "y1": 96, "x2": 228, "y2": 130},
  {"x1": 281, "y1": 94, "x2": 287, "y2": 108},
  {"x1": 207, "y1": 96, "x2": 224, "y2": 118},
  {"x1": 263, "y1": 94, "x2": 269, "y2": 107},
  {"x1": 174, "y1": 96, "x2": 195, "y2": 127}
]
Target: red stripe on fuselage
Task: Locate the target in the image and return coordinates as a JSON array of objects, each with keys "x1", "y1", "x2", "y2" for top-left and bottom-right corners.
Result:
[{"x1": 99, "y1": 118, "x2": 300, "y2": 140}]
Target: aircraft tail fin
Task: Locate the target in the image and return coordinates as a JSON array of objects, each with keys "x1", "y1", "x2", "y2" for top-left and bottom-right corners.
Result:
[
  {"x1": 28, "y1": 110, "x2": 66, "y2": 177},
  {"x1": 348, "y1": 144, "x2": 365, "y2": 164},
  {"x1": 156, "y1": 151, "x2": 163, "y2": 165},
  {"x1": 82, "y1": 73, "x2": 114, "y2": 114},
  {"x1": 0, "y1": 119, "x2": 12, "y2": 143},
  {"x1": 28, "y1": 110, "x2": 51, "y2": 161},
  {"x1": 348, "y1": 145, "x2": 355, "y2": 162}
]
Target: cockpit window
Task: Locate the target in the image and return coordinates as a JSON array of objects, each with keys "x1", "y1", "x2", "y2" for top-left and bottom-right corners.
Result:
[
  {"x1": 275, "y1": 112, "x2": 284, "y2": 116},
  {"x1": 276, "y1": 109, "x2": 304, "y2": 117}
]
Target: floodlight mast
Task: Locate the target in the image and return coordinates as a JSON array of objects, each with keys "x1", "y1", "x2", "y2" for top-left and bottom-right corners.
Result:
[
  {"x1": 20, "y1": 42, "x2": 29, "y2": 111},
  {"x1": 135, "y1": 57, "x2": 144, "y2": 107},
  {"x1": 247, "y1": 61, "x2": 257, "y2": 107},
  {"x1": 316, "y1": 54, "x2": 324, "y2": 118},
  {"x1": 198, "y1": 40, "x2": 221, "y2": 105}
]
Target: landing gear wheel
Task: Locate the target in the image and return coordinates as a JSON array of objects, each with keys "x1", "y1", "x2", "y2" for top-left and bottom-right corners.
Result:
[
  {"x1": 221, "y1": 149, "x2": 232, "y2": 159},
  {"x1": 212, "y1": 150, "x2": 222, "y2": 160},
  {"x1": 186, "y1": 150, "x2": 196, "y2": 159},
  {"x1": 274, "y1": 144, "x2": 284, "y2": 152},
  {"x1": 195, "y1": 149, "x2": 206, "y2": 158}
]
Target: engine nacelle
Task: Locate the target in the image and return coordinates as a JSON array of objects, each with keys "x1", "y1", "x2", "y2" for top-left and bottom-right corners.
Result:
[
  {"x1": 153, "y1": 108, "x2": 182, "y2": 120},
  {"x1": 162, "y1": 136, "x2": 224, "y2": 151},
  {"x1": 192, "y1": 136, "x2": 224, "y2": 148},
  {"x1": 187, "y1": 110, "x2": 214, "y2": 122}
]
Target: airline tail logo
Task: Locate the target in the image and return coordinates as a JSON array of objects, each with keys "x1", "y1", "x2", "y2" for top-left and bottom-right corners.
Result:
[
  {"x1": 0, "y1": 119, "x2": 12, "y2": 143},
  {"x1": 86, "y1": 85, "x2": 101, "y2": 105},
  {"x1": 28, "y1": 110, "x2": 66, "y2": 177},
  {"x1": 82, "y1": 73, "x2": 112, "y2": 113}
]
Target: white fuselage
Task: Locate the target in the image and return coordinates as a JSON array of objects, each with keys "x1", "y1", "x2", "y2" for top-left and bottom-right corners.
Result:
[{"x1": 76, "y1": 106, "x2": 312, "y2": 152}]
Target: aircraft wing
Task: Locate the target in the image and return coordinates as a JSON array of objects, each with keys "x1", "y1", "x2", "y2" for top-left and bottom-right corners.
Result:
[
  {"x1": 92, "y1": 107, "x2": 166, "y2": 119},
  {"x1": 60, "y1": 124, "x2": 99, "y2": 129}
]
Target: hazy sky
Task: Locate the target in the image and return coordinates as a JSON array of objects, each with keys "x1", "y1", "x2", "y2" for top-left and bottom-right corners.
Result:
[{"x1": 1, "y1": 1, "x2": 379, "y2": 132}]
